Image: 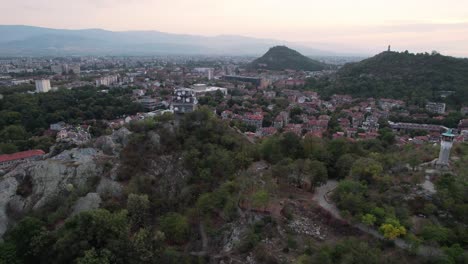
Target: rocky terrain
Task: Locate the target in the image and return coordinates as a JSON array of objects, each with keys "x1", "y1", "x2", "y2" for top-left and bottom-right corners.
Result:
[{"x1": 0, "y1": 127, "x2": 134, "y2": 238}]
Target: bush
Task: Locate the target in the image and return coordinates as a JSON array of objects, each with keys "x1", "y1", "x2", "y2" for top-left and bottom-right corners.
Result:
[{"x1": 159, "y1": 213, "x2": 189, "y2": 244}]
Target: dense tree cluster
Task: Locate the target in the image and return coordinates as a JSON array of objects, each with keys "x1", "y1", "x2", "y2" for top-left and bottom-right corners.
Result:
[{"x1": 0, "y1": 86, "x2": 143, "y2": 153}]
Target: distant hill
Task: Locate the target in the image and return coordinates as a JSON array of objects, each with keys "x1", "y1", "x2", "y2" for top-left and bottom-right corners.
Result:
[
  {"x1": 249, "y1": 46, "x2": 326, "y2": 71},
  {"x1": 0, "y1": 25, "x2": 332, "y2": 56},
  {"x1": 315, "y1": 51, "x2": 468, "y2": 106}
]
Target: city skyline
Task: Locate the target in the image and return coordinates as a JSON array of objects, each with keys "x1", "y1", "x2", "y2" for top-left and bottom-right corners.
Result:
[{"x1": 1, "y1": 0, "x2": 468, "y2": 56}]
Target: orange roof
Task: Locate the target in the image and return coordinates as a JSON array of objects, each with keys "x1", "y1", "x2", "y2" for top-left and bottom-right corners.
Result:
[{"x1": 0, "y1": 150, "x2": 45, "y2": 163}]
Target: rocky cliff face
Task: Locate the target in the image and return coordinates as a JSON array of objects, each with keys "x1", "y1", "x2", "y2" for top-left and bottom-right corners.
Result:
[
  {"x1": 0, "y1": 127, "x2": 133, "y2": 238},
  {"x1": 0, "y1": 126, "x2": 192, "y2": 239},
  {"x1": 0, "y1": 148, "x2": 103, "y2": 237}
]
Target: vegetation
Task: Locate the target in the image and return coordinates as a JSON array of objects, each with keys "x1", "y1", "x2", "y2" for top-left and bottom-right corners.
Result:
[
  {"x1": 1, "y1": 109, "x2": 466, "y2": 263},
  {"x1": 312, "y1": 51, "x2": 468, "y2": 107},
  {"x1": 0, "y1": 86, "x2": 142, "y2": 153},
  {"x1": 249, "y1": 46, "x2": 326, "y2": 71}
]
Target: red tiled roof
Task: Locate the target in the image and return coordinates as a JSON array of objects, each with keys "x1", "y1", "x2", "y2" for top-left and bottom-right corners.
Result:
[
  {"x1": 244, "y1": 114, "x2": 263, "y2": 121},
  {"x1": 0, "y1": 150, "x2": 45, "y2": 163}
]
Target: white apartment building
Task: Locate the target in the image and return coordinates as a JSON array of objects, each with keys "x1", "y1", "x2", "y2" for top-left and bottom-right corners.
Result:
[{"x1": 35, "y1": 79, "x2": 51, "y2": 93}]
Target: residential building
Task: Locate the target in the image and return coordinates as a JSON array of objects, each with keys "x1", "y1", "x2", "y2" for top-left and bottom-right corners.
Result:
[
  {"x1": 425, "y1": 102, "x2": 446, "y2": 114},
  {"x1": 243, "y1": 114, "x2": 263, "y2": 130},
  {"x1": 138, "y1": 97, "x2": 158, "y2": 111},
  {"x1": 35, "y1": 79, "x2": 51, "y2": 93},
  {"x1": 96, "y1": 75, "x2": 119, "y2": 87}
]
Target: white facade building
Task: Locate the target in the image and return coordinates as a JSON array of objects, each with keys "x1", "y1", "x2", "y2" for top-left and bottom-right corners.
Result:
[{"x1": 35, "y1": 79, "x2": 51, "y2": 93}]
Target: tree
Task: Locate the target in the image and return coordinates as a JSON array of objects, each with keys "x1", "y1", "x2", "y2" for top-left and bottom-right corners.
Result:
[
  {"x1": 159, "y1": 213, "x2": 189, "y2": 244},
  {"x1": 421, "y1": 224, "x2": 454, "y2": 245},
  {"x1": 308, "y1": 160, "x2": 328, "y2": 186},
  {"x1": 379, "y1": 218, "x2": 407, "y2": 240},
  {"x1": 335, "y1": 154, "x2": 355, "y2": 179},
  {"x1": 361, "y1": 214, "x2": 377, "y2": 227},
  {"x1": 52, "y1": 209, "x2": 130, "y2": 263},
  {"x1": 333, "y1": 180, "x2": 368, "y2": 216},
  {"x1": 350, "y1": 158, "x2": 383, "y2": 183},
  {"x1": 0, "y1": 243, "x2": 19, "y2": 264},
  {"x1": 127, "y1": 194, "x2": 150, "y2": 229},
  {"x1": 130, "y1": 228, "x2": 164, "y2": 263},
  {"x1": 0, "y1": 125, "x2": 28, "y2": 142},
  {"x1": 76, "y1": 248, "x2": 112, "y2": 264},
  {"x1": 4, "y1": 217, "x2": 45, "y2": 264},
  {"x1": 251, "y1": 189, "x2": 269, "y2": 209}
]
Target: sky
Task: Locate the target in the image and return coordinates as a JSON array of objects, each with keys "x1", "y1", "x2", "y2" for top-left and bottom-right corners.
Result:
[{"x1": 1, "y1": 0, "x2": 468, "y2": 56}]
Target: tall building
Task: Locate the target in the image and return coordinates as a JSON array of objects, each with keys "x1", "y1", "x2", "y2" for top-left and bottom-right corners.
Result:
[
  {"x1": 437, "y1": 129, "x2": 455, "y2": 166},
  {"x1": 96, "y1": 75, "x2": 119, "y2": 87},
  {"x1": 35, "y1": 79, "x2": 51, "y2": 93}
]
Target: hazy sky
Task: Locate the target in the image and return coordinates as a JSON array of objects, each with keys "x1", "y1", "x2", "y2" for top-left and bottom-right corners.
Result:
[{"x1": 2, "y1": 0, "x2": 468, "y2": 56}]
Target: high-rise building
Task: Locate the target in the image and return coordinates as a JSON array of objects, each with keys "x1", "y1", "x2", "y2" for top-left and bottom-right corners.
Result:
[
  {"x1": 35, "y1": 79, "x2": 51, "y2": 93},
  {"x1": 437, "y1": 129, "x2": 455, "y2": 166}
]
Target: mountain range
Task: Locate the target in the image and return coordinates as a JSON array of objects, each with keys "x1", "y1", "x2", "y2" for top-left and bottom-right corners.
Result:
[{"x1": 0, "y1": 25, "x2": 333, "y2": 57}]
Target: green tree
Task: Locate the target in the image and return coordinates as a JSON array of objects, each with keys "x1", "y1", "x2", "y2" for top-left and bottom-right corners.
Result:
[
  {"x1": 127, "y1": 194, "x2": 150, "y2": 229},
  {"x1": 350, "y1": 158, "x2": 383, "y2": 183},
  {"x1": 76, "y1": 248, "x2": 112, "y2": 264},
  {"x1": 159, "y1": 213, "x2": 189, "y2": 244},
  {"x1": 379, "y1": 218, "x2": 407, "y2": 240},
  {"x1": 361, "y1": 214, "x2": 377, "y2": 226}
]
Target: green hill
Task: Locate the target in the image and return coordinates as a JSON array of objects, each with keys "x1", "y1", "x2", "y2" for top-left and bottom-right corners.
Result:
[
  {"x1": 315, "y1": 51, "x2": 468, "y2": 106},
  {"x1": 249, "y1": 46, "x2": 326, "y2": 71}
]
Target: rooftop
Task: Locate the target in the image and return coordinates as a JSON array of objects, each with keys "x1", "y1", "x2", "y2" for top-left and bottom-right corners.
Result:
[{"x1": 0, "y1": 149, "x2": 45, "y2": 163}]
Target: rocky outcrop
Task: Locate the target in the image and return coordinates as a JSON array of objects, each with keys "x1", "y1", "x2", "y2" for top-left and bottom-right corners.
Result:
[
  {"x1": 95, "y1": 127, "x2": 133, "y2": 156},
  {"x1": 96, "y1": 177, "x2": 123, "y2": 198},
  {"x1": 0, "y1": 148, "x2": 104, "y2": 238},
  {"x1": 72, "y1": 193, "x2": 102, "y2": 216},
  {"x1": 112, "y1": 127, "x2": 132, "y2": 147},
  {"x1": 147, "y1": 155, "x2": 190, "y2": 201}
]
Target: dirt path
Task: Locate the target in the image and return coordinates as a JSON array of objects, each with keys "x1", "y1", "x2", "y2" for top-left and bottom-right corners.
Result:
[{"x1": 312, "y1": 180, "x2": 442, "y2": 257}]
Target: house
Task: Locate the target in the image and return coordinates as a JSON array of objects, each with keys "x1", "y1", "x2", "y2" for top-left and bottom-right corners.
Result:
[
  {"x1": 243, "y1": 114, "x2": 263, "y2": 130},
  {"x1": 0, "y1": 149, "x2": 45, "y2": 170},
  {"x1": 273, "y1": 115, "x2": 284, "y2": 128},
  {"x1": 221, "y1": 110, "x2": 233, "y2": 120},
  {"x1": 257, "y1": 127, "x2": 278, "y2": 137}
]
